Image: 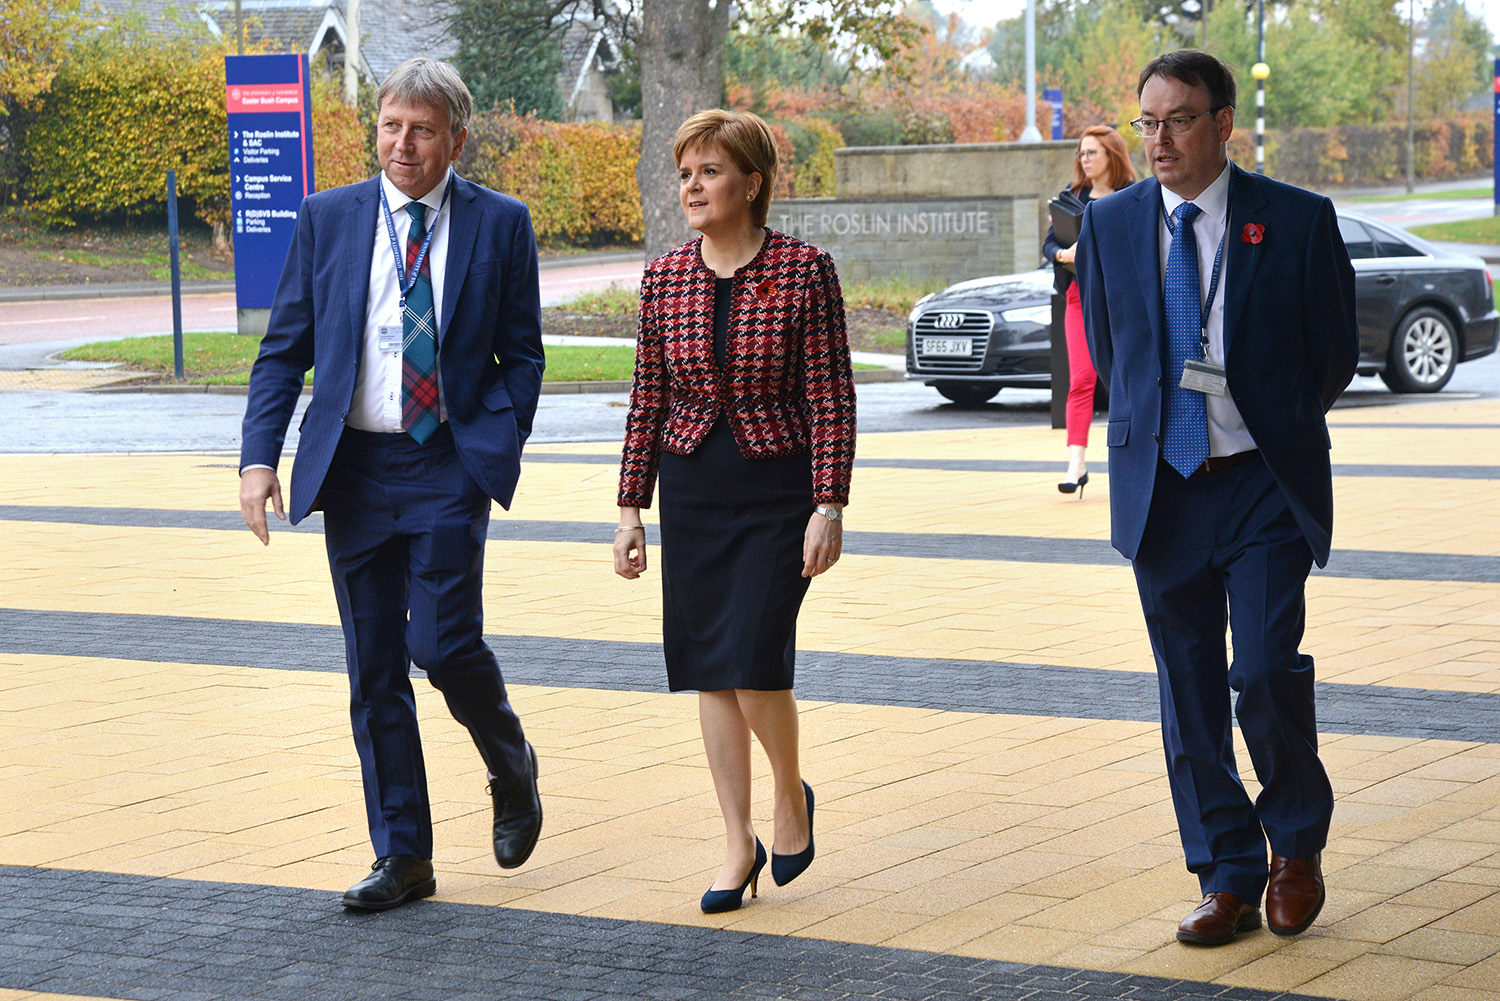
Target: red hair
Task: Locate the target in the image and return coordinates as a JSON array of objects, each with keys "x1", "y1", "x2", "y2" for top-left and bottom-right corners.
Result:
[{"x1": 1070, "y1": 126, "x2": 1137, "y2": 195}]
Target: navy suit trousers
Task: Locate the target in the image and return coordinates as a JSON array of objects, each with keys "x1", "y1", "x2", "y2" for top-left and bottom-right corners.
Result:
[
  {"x1": 1131, "y1": 455, "x2": 1334, "y2": 903},
  {"x1": 320, "y1": 425, "x2": 528, "y2": 859}
]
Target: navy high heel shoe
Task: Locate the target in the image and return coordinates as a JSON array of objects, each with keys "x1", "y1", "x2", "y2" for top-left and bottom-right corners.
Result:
[
  {"x1": 771, "y1": 781, "x2": 815, "y2": 887},
  {"x1": 701, "y1": 838, "x2": 766, "y2": 914},
  {"x1": 1057, "y1": 471, "x2": 1089, "y2": 498}
]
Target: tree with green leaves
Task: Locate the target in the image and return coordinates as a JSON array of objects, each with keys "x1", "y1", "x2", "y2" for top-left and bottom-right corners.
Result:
[
  {"x1": 1416, "y1": 0, "x2": 1492, "y2": 118},
  {"x1": 449, "y1": 0, "x2": 574, "y2": 120}
]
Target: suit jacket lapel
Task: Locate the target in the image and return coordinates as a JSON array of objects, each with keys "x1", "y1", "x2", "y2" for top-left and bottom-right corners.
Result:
[
  {"x1": 442, "y1": 174, "x2": 481, "y2": 340},
  {"x1": 348, "y1": 178, "x2": 379, "y2": 356},
  {"x1": 1128, "y1": 178, "x2": 1166, "y2": 355},
  {"x1": 1221, "y1": 162, "x2": 1266, "y2": 358}
]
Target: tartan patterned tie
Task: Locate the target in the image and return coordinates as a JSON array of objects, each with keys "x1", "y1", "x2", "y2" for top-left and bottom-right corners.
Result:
[
  {"x1": 1161, "y1": 202, "x2": 1210, "y2": 478},
  {"x1": 401, "y1": 201, "x2": 440, "y2": 444}
]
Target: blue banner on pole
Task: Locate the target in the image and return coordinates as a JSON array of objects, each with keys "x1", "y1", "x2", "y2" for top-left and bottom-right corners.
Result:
[
  {"x1": 1044, "y1": 88, "x2": 1064, "y2": 141},
  {"x1": 1493, "y1": 60, "x2": 1499, "y2": 212},
  {"x1": 226, "y1": 54, "x2": 316, "y2": 311}
]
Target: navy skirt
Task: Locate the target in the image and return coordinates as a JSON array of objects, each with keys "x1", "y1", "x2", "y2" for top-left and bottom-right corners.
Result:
[{"x1": 657, "y1": 419, "x2": 814, "y2": 692}]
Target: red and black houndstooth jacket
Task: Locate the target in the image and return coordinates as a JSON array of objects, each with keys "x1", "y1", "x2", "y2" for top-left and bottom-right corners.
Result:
[{"x1": 617, "y1": 229, "x2": 857, "y2": 508}]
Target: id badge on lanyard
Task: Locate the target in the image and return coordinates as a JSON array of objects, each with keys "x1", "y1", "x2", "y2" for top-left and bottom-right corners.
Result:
[{"x1": 1164, "y1": 181, "x2": 1230, "y2": 397}]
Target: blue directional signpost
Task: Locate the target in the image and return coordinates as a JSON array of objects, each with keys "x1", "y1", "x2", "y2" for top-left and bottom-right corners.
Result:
[
  {"x1": 225, "y1": 53, "x2": 316, "y2": 335},
  {"x1": 1044, "y1": 88, "x2": 1064, "y2": 141}
]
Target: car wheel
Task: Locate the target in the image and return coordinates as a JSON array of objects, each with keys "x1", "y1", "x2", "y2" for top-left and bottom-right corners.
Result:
[
  {"x1": 936, "y1": 383, "x2": 1000, "y2": 407},
  {"x1": 1380, "y1": 305, "x2": 1457, "y2": 393}
]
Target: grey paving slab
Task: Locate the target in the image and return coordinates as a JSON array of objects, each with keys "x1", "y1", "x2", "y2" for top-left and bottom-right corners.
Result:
[
  {"x1": 3, "y1": 607, "x2": 1499, "y2": 744},
  {"x1": 0, "y1": 503, "x2": 1494, "y2": 582},
  {"x1": 0, "y1": 866, "x2": 1341, "y2": 1001}
]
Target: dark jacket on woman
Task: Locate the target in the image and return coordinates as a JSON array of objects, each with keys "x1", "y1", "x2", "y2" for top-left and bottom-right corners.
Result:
[
  {"x1": 618, "y1": 228, "x2": 857, "y2": 509},
  {"x1": 1044, "y1": 185, "x2": 1094, "y2": 295}
]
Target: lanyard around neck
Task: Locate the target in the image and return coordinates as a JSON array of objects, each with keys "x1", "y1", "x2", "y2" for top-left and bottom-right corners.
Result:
[
  {"x1": 1162, "y1": 171, "x2": 1232, "y2": 355},
  {"x1": 379, "y1": 170, "x2": 452, "y2": 309}
]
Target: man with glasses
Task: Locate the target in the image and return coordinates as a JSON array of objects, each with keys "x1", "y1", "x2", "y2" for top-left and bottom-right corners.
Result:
[{"x1": 1076, "y1": 50, "x2": 1358, "y2": 946}]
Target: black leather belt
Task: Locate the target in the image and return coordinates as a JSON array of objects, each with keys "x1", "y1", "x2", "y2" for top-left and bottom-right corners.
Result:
[{"x1": 1193, "y1": 448, "x2": 1260, "y2": 476}]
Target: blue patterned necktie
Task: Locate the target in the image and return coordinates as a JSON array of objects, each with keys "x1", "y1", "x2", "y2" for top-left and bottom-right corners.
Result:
[
  {"x1": 400, "y1": 201, "x2": 440, "y2": 444},
  {"x1": 1161, "y1": 201, "x2": 1209, "y2": 478}
]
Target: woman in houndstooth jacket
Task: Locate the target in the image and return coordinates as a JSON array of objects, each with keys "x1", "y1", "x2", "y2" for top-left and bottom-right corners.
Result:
[{"x1": 613, "y1": 109, "x2": 857, "y2": 915}]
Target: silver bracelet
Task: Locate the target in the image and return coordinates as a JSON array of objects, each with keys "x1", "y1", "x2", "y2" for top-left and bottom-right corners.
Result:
[{"x1": 615, "y1": 525, "x2": 644, "y2": 534}]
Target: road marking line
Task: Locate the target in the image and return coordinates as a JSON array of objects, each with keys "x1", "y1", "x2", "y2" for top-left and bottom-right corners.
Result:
[{"x1": 0, "y1": 315, "x2": 109, "y2": 327}]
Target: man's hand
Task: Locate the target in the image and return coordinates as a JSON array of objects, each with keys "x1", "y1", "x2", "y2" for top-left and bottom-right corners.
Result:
[{"x1": 239, "y1": 467, "x2": 285, "y2": 546}]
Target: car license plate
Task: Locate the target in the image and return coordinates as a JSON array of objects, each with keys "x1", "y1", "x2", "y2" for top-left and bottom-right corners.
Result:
[{"x1": 922, "y1": 337, "x2": 972, "y2": 357}]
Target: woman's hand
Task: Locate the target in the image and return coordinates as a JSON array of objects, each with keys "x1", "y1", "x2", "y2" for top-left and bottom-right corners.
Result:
[
  {"x1": 614, "y1": 509, "x2": 647, "y2": 579},
  {"x1": 1054, "y1": 244, "x2": 1077, "y2": 265},
  {"x1": 802, "y1": 505, "x2": 844, "y2": 578}
]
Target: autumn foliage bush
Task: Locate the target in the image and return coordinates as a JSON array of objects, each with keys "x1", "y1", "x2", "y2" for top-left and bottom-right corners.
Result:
[
  {"x1": 26, "y1": 35, "x2": 233, "y2": 231},
  {"x1": 464, "y1": 113, "x2": 644, "y2": 246},
  {"x1": 1228, "y1": 115, "x2": 1491, "y2": 188}
]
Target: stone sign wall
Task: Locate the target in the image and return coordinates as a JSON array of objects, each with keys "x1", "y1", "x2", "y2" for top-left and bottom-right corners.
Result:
[{"x1": 769, "y1": 197, "x2": 1037, "y2": 284}]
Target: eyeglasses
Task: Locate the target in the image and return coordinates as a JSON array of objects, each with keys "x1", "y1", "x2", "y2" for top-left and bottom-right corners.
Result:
[
  {"x1": 1076, "y1": 149, "x2": 1101, "y2": 161},
  {"x1": 1130, "y1": 108, "x2": 1221, "y2": 137}
]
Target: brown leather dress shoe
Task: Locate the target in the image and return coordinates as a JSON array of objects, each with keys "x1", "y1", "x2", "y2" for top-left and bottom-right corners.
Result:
[
  {"x1": 1267, "y1": 852, "x2": 1324, "y2": 936},
  {"x1": 1176, "y1": 892, "x2": 1262, "y2": 946}
]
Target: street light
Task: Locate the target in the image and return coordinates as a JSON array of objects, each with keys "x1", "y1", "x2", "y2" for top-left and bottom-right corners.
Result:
[
  {"x1": 1252, "y1": 0, "x2": 1268, "y2": 175},
  {"x1": 1407, "y1": 0, "x2": 1416, "y2": 194},
  {"x1": 1021, "y1": 0, "x2": 1042, "y2": 141}
]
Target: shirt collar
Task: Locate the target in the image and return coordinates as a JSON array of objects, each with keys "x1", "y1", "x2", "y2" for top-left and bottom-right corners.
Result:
[
  {"x1": 379, "y1": 169, "x2": 452, "y2": 216},
  {"x1": 1160, "y1": 160, "x2": 1232, "y2": 225}
]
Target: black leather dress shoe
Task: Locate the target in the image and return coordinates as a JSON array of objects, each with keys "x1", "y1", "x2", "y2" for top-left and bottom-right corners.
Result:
[
  {"x1": 491, "y1": 741, "x2": 542, "y2": 869},
  {"x1": 341, "y1": 856, "x2": 436, "y2": 911}
]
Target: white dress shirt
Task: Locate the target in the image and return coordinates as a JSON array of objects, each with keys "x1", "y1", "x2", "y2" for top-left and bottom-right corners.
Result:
[
  {"x1": 1158, "y1": 161, "x2": 1257, "y2": 457},
  {"x1": 348, "y1": 171, "x2": 453, "y2": 432}
]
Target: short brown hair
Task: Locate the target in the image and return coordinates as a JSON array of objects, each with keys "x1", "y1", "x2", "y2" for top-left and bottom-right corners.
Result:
[
  {"x1": 1069, "y1": 126, "x2": 1138, "y2": 195},
  {"x1": 1137, "y1": 49, "x2": 1236, "y2": 112},
  {"x1": 673, "y1": 109, "x2": 779, "y2": 228}
]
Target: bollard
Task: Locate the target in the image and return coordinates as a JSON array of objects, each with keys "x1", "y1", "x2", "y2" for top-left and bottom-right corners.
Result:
[{"x1": 167, "y1": 170, "x2": 185, "y2": 380}]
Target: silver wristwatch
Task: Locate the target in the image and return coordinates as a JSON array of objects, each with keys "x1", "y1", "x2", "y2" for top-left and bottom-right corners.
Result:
[{"x1": 815, "y1": 505, "x2": 842, "y2": 522}]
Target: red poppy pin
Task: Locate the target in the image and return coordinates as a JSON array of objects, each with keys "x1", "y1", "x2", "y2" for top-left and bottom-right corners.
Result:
[
  {"x1": 1241, "y1": 223, "x2": 1265, "y2": 245},
  {"x1": 755, "y1": 279, "x2": 777, "y2": 299}
]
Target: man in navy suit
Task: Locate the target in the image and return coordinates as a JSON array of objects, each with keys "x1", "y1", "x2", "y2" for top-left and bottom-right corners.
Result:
[
  {"x1": 239, "y1": 58, "x2": 546, "y2": 911},
  {"x1": 1076, "y1": 50, "x2": 1358, "y2": 946}
]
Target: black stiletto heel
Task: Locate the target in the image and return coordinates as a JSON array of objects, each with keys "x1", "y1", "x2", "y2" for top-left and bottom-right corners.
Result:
[
  {"x1": 701, "y1": 838, "x2": 766, "y2": 914},
  {"x1": 1057, "y1": 471, "x2": 1089, "y2": 498},
  {"x1": 772, "y1": 781, "x2": 815, "y2": 887}
]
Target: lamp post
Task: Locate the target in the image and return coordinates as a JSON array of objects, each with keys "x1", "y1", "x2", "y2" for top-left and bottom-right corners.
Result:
[
  {"x1": 1406, "y1": 0, "x2": 1416, "y2": 194},
  {"x1": 1252, "y1": 0, "x2": 1268, "y2": 175},
  {"x1": 1022, "y1": 0, "x2": 1042, "y2": 141}
]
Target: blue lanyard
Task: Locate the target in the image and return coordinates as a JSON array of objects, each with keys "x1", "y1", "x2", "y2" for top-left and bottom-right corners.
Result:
[
  {"x1": 1162, "y1": 173, "x2": 1231, "y2": 355},
  {"x1": 379, "y1": 170, "x2": 452, "y2": 309}
]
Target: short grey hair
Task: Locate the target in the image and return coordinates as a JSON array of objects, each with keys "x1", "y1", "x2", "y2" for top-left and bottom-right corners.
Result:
[{"x1": 376, "y1": 57, "x2": 474, "y2": 134}]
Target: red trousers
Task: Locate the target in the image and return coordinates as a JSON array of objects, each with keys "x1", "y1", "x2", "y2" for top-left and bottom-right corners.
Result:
[{"x1": 1063, "y1": 281, "x2": 1098, "y2": 447}]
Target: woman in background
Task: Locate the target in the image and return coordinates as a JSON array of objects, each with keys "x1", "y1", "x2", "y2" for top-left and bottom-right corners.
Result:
[
  {"x1": 1044, "y1": 125, "x2": 1137, "y2": 496},
  {"x1": 613, "y1": 109, "x2": 857, "y2": 914}
]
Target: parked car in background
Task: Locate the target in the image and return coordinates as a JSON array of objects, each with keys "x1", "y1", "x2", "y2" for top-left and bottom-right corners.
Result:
[{"x1": 905, "y1": 208, "x2": 1498, "y2": 405}]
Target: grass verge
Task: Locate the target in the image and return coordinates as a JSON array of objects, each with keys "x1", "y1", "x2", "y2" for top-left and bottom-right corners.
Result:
[
  {"x1": 1345, "y1": 185, "x2": 1492, "y2": 203},
  {"x1": 61, "y1": 334, "x2": 640, "y2": 385},
  {"x1": 1408, "y1": 216, "x2": 1500, "y2": 244}
]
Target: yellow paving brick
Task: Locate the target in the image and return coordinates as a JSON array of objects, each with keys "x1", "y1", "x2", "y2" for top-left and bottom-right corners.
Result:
[
  {"x1": 1299, "y1": 954, "x2": 1467, "y2": 1001},
  {"x1": 1380, "y1": 928, "x2": 1500, "y2": 966}
]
